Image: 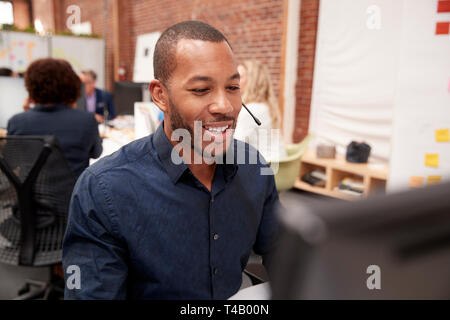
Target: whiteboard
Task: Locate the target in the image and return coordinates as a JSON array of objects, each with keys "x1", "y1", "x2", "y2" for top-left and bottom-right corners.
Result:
[
  {"x1": 0, "y1": 77, "x2": 28, "y2": 128},
  {"x1": 0, "y1": 31, "x2": 49, "y2": 73},
  {"x1": 0, "y1": 32, "x2": 105, "y2": 88},
  {"x1": 133, "y1": 32, "x2": 161, "y2": 83},
  {"x1": 51, "y1": 35, "x2": 105, "y2": 89},
  {"x1": 388, "y1": 0, "x2": 450, "y2": 192}
]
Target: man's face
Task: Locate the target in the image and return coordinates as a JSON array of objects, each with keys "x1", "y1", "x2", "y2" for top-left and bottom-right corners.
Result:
[
  {"x1": 82, "y1": 74, "x2": 96, "y2": 95},
  {"x1": 164, "y1": 39, "x2": 242, "y2": 158}
]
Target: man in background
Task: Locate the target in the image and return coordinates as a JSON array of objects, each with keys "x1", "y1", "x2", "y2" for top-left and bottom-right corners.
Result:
[
  {"x1": 0, "y1": 67, "x2": 19, "y2": 77},
  {"x1": 78, "y1": 70, "x2": 115, "y2": 123}
]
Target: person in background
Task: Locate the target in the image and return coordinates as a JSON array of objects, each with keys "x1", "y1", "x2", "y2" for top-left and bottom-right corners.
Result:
[
  {"x1": 0, "y1": 67, "x2": 19, "y2": 77},
  {"x1": 234, "y1": 60, "x2": 286, "y2": 162},
  {"x1": 7, "y1": 58, "x2": 102, "y2": 178},
  {"x1": 78, "y1": 70, "x2": 115, "y2": 123}
]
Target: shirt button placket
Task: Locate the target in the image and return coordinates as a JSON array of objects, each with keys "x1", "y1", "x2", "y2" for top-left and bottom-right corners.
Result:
[{"x1": 209, "y1": 194, "x2": 216, "y2": 297}]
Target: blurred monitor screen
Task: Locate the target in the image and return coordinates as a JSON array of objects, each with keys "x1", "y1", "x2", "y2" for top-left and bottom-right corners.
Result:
[
  {"x1": 270, "y1": 182, "x2": 450, "y2": 299},
  {"x1": 0, "y1": 76, "x2": 28, "y2": 129},
  {"x1": 113, "y1": 81, "x2": 148, "y2": 115}
]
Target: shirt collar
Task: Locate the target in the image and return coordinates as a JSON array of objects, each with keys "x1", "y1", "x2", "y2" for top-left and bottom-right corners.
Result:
[
  {"x1": 153, "y1": 123, "x2": 189, "y2": 184},
  {"x1": 153, "y1": 123, "x2": 239, "y2": 185},
  {"x1": 33, "y1": 104, "x2": 69, "y2": 112},
  {"x1": 86, "y1": 90, "x2": 96, "y2": 99}
]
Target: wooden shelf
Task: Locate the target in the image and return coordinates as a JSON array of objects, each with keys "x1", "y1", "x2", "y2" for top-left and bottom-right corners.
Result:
[
  {"x1": 294, "y1": 180, "x2": 361, "y2": 200},
  {"x1": 294, "y1": 149, "x2": 389, "y2": 200}
]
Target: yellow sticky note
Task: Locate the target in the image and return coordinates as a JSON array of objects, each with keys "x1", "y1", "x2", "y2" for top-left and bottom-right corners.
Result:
[
  {"x1": 409, "y1": 176, "x2": 424, "y2": 188},
  {"x1": 425, "y1": 154, "x2": 439, "y2": 168},
  {"x1": 435, "y1": 129, "x2": 449, "y2": 142},
  {"x1": 427, "y1": 176, "x2": 442, "y2": 186}
]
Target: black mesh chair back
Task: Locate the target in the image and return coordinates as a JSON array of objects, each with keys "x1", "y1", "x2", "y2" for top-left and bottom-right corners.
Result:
[{"x1": 0, "y1": 136, "x2": 76, "y2": 267}]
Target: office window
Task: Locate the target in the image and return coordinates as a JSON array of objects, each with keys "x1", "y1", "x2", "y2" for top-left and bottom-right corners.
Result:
[{"x1": 0, "y1": 1, "x2": 14, "y2": 25}]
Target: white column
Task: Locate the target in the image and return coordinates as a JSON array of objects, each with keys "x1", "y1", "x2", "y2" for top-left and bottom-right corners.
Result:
[{"x1": 282, "y1": 0, "x2": 301, "y2": 144}]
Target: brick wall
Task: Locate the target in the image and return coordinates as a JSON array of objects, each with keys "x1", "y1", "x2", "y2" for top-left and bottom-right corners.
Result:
[
  {"x1": 127, "y1": 0, "x2": 284, "y2": 97},
  {"x1": 11, "y1": 0, "x2": 31, "y2": 29},
  {"x1": 24, "y1": 0, "x2": 320, "y2": 141},
  {"x1": 293, "y1": 0, "x2": 319, "y2": 142},
  {"x1": 32, "y1": 0, "x2": 55, "y2": 31},
  {"x1": 53, "y1": 0, "x2": 284, "y2": 99},
  {"x1": 57, "y1": 0, "x2": 115, "y2": 90}
]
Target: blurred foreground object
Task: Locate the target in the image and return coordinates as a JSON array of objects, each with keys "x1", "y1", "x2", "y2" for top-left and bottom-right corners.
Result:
[{"x1": 271, "y1": 181, "x2": 450, "y2": 299}]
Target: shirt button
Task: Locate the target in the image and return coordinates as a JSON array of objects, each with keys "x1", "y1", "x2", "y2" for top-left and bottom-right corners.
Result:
[
  {"x1": 210, "y1": 197, "x2": 214, "y2": 203},
  {"x1": 213, "y1": 268, "x2": 218, "y2": 275},
  {"x1": 213, "y1": 233, "x2": 219, "y2": 240}
]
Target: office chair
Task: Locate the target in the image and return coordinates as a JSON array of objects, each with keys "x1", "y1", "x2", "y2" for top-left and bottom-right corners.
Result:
[
  {"x1": 271, "y1": 135, "x2": 311, "y2": 192},
  {"x1": 0, "y1": 136, "x2": 76, "y2": 299}
]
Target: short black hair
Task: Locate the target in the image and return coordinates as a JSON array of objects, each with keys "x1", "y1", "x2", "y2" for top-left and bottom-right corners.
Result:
[{"x1": 153, "y1": 21, "x2": 231, "y2": 85}]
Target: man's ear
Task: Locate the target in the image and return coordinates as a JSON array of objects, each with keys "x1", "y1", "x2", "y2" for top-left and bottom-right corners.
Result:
[{"x1": 149, "y1": 80, "x2": 168, "y2": 113}]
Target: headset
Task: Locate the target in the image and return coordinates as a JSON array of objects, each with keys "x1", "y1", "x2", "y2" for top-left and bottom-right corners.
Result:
[{"x1": 241, "y1": 103, "x2": 261, "y2": 126}]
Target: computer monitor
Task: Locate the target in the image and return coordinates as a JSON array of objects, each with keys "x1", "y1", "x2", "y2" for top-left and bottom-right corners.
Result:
[
  {"x1": 113, "y1": 81, "x2": 149, "y2": 115},
  {"x1": 0, "y1": 76, "x2": 28, "y2": 129},
  {"x1": 270, "y1": 182, "x2": 450, "y2": 299}
]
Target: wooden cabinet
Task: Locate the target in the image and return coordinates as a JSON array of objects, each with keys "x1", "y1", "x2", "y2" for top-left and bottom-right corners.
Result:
[{"x1": 294, "y1": 149, "x2": 389, "y2": 200}]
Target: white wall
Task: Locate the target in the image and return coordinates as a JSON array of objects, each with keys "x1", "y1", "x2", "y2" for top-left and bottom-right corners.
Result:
[{"x1": 309, "y1": 0, "x2": 403, "y2": 163}]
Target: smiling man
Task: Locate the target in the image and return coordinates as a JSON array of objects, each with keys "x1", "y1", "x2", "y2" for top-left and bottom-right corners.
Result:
[{"x1": 62, "y1": 21, "x2": 280, "y2": 299}]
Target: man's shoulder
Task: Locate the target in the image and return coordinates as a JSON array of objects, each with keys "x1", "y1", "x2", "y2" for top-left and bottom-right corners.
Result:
[
  {"x1": 86, "y1": 135, "x2": 155, "y2": 178},
  {"x1": 96, "y1": 88, "x2": 112, "y2": 98}
]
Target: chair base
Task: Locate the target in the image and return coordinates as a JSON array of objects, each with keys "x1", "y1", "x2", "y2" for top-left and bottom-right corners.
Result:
[
  {"x1": 13, "y1": 268, "x2": 65, "y2": 300},
  {"x1": 14, "y1": 279, "x2": 64, "y2": 300}
]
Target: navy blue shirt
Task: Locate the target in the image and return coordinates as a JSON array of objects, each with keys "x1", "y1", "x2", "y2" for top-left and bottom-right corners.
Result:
[
  {"x1": 62, "y1": 124, "x2": 280, "y2": 299},
  {"x1": 7, "y1": 104, "x2": 102, "y2": 178}
]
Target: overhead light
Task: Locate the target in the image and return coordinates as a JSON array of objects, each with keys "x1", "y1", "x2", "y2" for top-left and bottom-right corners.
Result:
[{"x1": 34, "y1": 19, "x2": 45, "y2": 35}]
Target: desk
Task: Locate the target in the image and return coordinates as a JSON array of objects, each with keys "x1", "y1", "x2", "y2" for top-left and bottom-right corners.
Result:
[{"x1": 90, "y1": 116, "x2": 136, "y2": 165}]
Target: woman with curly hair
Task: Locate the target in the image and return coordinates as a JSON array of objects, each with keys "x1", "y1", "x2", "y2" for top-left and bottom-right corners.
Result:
[
  {"x1": 234, "y1": 60, "x2": 285, "y2": 162},
  {"x1": 7, "y1": 58, "x2": 102, "y2": 178}
]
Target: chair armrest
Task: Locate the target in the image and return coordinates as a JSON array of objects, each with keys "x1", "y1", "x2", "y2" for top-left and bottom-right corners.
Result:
[{"x1": 244, "y1": 263, "x2": 269, "y2": 285}]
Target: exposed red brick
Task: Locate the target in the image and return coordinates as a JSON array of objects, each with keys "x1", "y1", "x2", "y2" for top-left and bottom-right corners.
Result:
[
  {"x1": 294, "y1": 0, "x2": 319, "y2": 143},
  {"x1": 26, "y1": 0, "x2": 319, "y2": 142},
  {"x1": 11, "y1": 0, "x2": 31, "y2": 29}
]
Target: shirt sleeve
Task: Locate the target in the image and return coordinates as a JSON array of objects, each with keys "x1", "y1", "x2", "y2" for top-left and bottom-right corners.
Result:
[
  {"x1": 253, "y1": 172, "x2": 281, "y2": 275},
  {"x1": 62, "y1": 169, "x2": 128, "y2": 299}
]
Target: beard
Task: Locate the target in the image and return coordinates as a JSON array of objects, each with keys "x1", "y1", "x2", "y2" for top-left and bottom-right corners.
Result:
[{"x1": 168, "y1": 96, "x2": 236, "y2": 158}]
